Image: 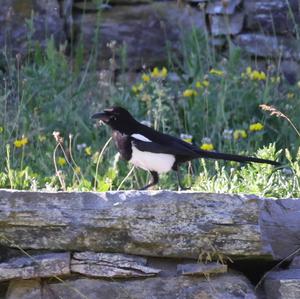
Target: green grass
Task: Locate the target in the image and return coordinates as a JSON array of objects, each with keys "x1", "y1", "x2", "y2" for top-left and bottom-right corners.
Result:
[{"x1": 0, "y1": 29, "x2": 300, "y2": 197}]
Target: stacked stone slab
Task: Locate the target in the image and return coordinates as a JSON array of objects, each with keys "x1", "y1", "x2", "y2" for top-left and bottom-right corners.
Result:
[{"x1": 0, "y1": 190, "x2": 300, "y2": 297}]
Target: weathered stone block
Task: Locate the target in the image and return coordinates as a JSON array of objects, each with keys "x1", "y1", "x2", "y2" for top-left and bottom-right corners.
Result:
[
  {"x1": 74, "y1": 3, "x2": 206, "y2": 69},
  {"x1": 0, "y1": 190, "x2": 271, "y2": 259},
  {"x1": 210, "y1": 13, "x2": 244, "y2": 36},
  {"x1": 6, "y1": 273, "x2": 258, "y2": 299},
  {"x1": 0, "y1": 0, "x2": 66, "y2": 57},
  {"x1": 264, "y1": 269, "x2": 300, "y2": 299},
  {"x1": 177, "y1": 262, "x2": 227, "y2": 276},
  {"x1": 71, "y1": 251, "x2": 161, "y2": 278},
  {"x1": 0, "y1": 252, "x2": 70, "y2": 281}
]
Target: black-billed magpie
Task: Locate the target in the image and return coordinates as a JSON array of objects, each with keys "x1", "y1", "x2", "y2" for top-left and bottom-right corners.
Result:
[{"x1": 92, "y1": 106, "x2": 280, "y2": 190}]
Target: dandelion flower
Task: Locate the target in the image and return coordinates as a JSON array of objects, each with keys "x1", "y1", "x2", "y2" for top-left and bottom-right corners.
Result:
[
  {"x1": 74, "y1": 166, "x2": 81, "y2": 174},
  {"x1": 251, "y1": 70, "x2": 266, "y2": 81},
  {"x1": 287, "y1": 92, "x2": 295, "y2": 99},
  {"x1": 233, "y1": 130, "x2": 247, "y2": 140},
  {"x1": 202, "y1": 80, "x2": 209, "y2": 87},
  {"x1": 142, "y1": 74, "x2": 150, "y2": 82},
  {"x1": 85, "y1": 146, "x2": 92, "y2": 156},
  {"x1": 132, "y1": 85, "x2": 138, "y2": 93},
  {"x1": 195, "y1": 81, "x2": 202, "y2": 88},
  {"x1": 14, "y1": 139, "x2": 23, "y2": 148},
  {"x1": 249, "y1": 122, "x2": 264, "y2": 132},
  {"x1": 200, "y1": 143, "x2": 214, "y2": 151},
  {"x1": 14, "y1": 136, "x2": 28, "y2": 148},
  {"x1": 151, "y1": 67, "x2": 168, "y2": 79},
  {"x1": 57, "y1": 157, "x2": 66, "y2": 166},
  {"x1": 183, "y1": 89, "x2": 198, "y2": 97},
  {"x1": 151, "y1": 67, "x2": 161, "y2": 78},
  {"x1": 209, "y1": 69, "x2": 224, "y2": 76},
  {"x1": 161, "y1": 67, "x2": 168, "y2": 78}
]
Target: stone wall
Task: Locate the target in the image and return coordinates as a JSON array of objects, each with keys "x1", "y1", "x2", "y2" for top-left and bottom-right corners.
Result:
[
  {"x1": 0, "y1": 190, "x2": 300, "y2": 298},
  {"x1": 1, "y1": 0, "x2": 300, "y2": 77}
]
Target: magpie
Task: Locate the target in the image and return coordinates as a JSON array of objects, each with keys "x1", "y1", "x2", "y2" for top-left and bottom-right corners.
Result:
[{"x1": 92, "y1": 106, "x2": 280, "y2": 190}]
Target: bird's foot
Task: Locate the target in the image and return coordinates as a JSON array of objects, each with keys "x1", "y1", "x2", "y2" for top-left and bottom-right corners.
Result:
[{"x1": 177, "y1": 185, "x2": 191, "y2": 191}]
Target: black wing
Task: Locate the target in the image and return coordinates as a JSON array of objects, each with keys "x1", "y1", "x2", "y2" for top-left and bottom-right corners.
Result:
[{"x1": 131, "y1": 137, "x2": 200, "y2": 157}]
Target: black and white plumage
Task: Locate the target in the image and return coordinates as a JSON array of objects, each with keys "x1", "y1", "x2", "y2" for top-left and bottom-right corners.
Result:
[{"x1": 92, "y1": 106, "x2": 280, "y2": 190}]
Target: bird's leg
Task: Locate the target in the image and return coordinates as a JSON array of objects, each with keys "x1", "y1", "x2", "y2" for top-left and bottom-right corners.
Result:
[
  {"x1": 139, "y1": 171, "x2": 159, "y2": 190},
  {"x1": 176, "y1": 169, "x2": 191, "y2": 191}
]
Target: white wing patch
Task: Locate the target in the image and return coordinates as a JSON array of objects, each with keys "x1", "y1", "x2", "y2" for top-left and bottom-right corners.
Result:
[
  {"x1": 130, "y1": 145, "x2": 175, "y2": 174},
  {"x1": 131, "y1": 134, "x2": 152, "y2": 142}
]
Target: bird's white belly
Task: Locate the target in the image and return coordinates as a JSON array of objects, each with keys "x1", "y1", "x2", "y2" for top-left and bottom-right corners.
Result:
[{"x1": 129, "y1": 145, "x2": 175, "y2": 174}]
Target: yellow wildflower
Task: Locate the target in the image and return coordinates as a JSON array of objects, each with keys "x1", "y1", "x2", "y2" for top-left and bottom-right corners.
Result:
[
  {"x1": 132, "y1": 83, "x2": 143, "y2": 93},
  {"x1": 245, "y1": 67, "x2": 266, "y2": 81},
  {"x1": 202, "y1": 80, "x2": 210, "y2": 87},
  {"x1": 14, "y1": 136, "x2": 28, "y2": 148},
  {"x1": 85, "y1": 146, "x2": 92, "y2": 156},
  {"x1": 195, "y1": 81, "x2": 202, "y2": 88},
  {"x1": 142, "y1": 74, "x2": 150, "y2": 82},
  {"x1": 14, "y1": 140, "x2": 23, "y2": 148},
  {"x1": 160, "y1": 67, "x2": 168, "y2": 78},
  {"x1": 209, "y1": 69, "x2": 224, "y2": 76},
  {"x1": 74, "y1": 166, "x2": 81, "y2": 174},
  {"x1": 249, "y1": 122, "x2": 264, "y2": 132},
  {"x1": 200, "y1": 143, "x2": 214, "y2": 151},
  {"x1": 0, "y1": 127, "x2": 3, "y2": 133},
  {"x1": 137, "y1": 83, "x2": 144, "y2": 91},
  {"x1": 132, "y1": 85, "x2": 138, "y2": 93},
  {"x1": 91, "y1": 151, "x2": 100, "y2": 164},
  {"x1": 151, "y1": 67, "x2": 160, "y2": 78},
  {"x1": 183, "y1": 89, "x2": 198, "y2": 97},
  {"x1": 251, "y1": 70, "x2": 266, "y2": 81},
  {"x1": 287, "y1": 92, "x2": 295, "y2": 99},
  {"x1": 151, "y1": 67, "x2": 168, "y2": 79},
  {"x1": 57, "y1": 157, "x2": 66, "y2": 166},
  {"x1": 233, "y1": 130, "x2": 247, "y2": 140}
]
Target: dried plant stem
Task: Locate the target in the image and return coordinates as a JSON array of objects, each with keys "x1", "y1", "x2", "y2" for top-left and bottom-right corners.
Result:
[
  {"x1": 94, "y1": 137, "x2": 112, "y2": 191},
  {"x1": 53, "y1": 143, "x2": 66, "y2": 190},
  {"x1": 117, "y1": 166, "x2": 135, "y2": 191},
  {"x1": 260, "y1": 104, "x2": 300, "y2": 138}
]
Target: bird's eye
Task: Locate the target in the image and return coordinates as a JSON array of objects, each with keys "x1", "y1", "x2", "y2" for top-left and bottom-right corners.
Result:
[{"x1": 112, "y1": 116, "x2": 117, "y2": 121}]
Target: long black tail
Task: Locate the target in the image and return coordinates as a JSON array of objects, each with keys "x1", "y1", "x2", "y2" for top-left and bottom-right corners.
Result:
[{"x1": 197, "y1": 150, "x2": 280, "y2": 166}]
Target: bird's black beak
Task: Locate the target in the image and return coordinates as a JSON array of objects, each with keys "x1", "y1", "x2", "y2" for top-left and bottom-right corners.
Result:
[{"x1": 91, "y1": 112, "x2": 110, "y2": 123}]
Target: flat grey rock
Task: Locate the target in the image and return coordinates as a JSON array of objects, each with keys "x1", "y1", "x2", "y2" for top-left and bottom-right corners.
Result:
[
  {"x1": 264, "y1": 269, "x2": 300, "y2": 299},
  {"x1": 233, "y1": 33, "x2": 300, "y2": 60},
  {"x1": 177, "y1": 262, "x2": 227, "y2": 276},
  {"x1": 6, "y1": 273, "x2": 258, "y2": 299},
  {"x1": 211, "y1": 13, "x2": 244, "y2": 36},
  {"x1": 74, "y1": 3, "x2": 206, "y2": 69},
  {"x1": 0, "y1": 252, "x2": 70, "y2": 282},
  {"x1": 0, "y1": 0, "x2": 66, "y2": 58},
  {"x1": 290, "y1": 256, "x2": 300, "y2": 269},
  {"x1": 0, "y1": 190, "x2": 271, "y2": 259},
  {"x1": 71, "y1": 251, "x2": 161, "y2": 278}
]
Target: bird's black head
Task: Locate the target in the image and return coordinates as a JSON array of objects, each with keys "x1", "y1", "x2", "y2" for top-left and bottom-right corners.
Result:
[{"x1": 91, "y1": 106, "x2": 137, "y2": 132}]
